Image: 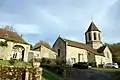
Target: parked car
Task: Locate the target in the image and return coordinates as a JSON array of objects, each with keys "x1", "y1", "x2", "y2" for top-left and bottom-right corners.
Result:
[
  {"x1": 73, "y1": 62, "x2": 88, "y2": 69},
  {"x1": 104, "y1": 63, "x2": 119, "y2": 69}
]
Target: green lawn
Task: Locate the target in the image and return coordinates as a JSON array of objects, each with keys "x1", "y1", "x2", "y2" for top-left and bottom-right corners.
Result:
[
  {"x1": 89, "y1": 67, "x2": 120, "y2": 71},
  {"x1": 42, "y1": 69, "x2": 64, "y2": 80},
  {"x1": 0, "y1": 60, "x2": 32, "y2": 67}
]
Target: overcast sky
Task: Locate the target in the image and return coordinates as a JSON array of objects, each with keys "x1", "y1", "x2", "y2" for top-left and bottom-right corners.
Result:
[{"x1": 0, "y1": 0, "x2": 120, "y2": 45}]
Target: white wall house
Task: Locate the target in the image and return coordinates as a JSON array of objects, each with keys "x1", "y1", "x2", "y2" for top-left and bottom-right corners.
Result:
[
  {"x1": 0, "y1": 28, "x2": 30, "y2": 62},
  {"x1": 28, "y1": 41, "x2": 57, "y2": 62}
]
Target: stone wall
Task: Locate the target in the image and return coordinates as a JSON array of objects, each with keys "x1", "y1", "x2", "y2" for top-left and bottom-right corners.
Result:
[{"x1": 0, "y1": 65, "x2": 42, "y2": 80}]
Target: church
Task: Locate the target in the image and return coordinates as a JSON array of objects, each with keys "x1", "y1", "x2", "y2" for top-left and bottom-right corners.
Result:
[{"x1": 53, "y1": 22, "x2": 113, "y2": 67}]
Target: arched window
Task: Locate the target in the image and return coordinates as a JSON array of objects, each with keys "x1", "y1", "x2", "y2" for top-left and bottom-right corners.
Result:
[
  {"x1": 88, "y1": 33, "x2": 91, "y2": 41},
  {"x1": 93, "y1": 32, "x2": 97, "y2": 40}
]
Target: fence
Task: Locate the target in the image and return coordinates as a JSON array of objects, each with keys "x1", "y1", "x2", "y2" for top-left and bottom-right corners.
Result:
[{"x1": 0, "y1": 65, "x2": 42, "y2": 80}]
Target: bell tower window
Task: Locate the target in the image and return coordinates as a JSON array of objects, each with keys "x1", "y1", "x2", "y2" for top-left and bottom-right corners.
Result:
[
  {"x1": 88, "y1": 33, "x2": 91, "y2": 41},
  {"x1": 93, "y1": 32, "x2": 97, "y2": 40},
  {"x1": 98, "y1": 33, "x2": 101, "y2": 40}
]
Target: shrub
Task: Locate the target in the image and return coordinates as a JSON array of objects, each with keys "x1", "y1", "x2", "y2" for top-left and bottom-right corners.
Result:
[
  {"x1": 18, "y1": 58, "x2": 23, "y2": 62},
  {"x1": 47, "y1": 60, "x2": 51, "y2": 64},
  {"x1": 98, "y1": 64, "x2": 104, "y2": 68},
  {"x1": 41, "y1": 58, "x2": 46, "y2": 64},
  {"x1": 89, "y1": 62, "x2": 97, "y2": 67},
  {"x1": 9, "y1": 58, "x2": 15, "y2": 65}
]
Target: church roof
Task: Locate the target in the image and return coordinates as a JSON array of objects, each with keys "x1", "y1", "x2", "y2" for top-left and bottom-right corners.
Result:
[
  {"x1": 63, "y1": 38, "x2": 104, "y2": 56},
  {"x1": 0, "y1": 28, "x2": 28, "y2": 44},
  {"x1": 33, "y1": 41, "x2": 52, "y2": 50},
  {"x1": 97, "y1": 46, "x2": 106, "y2": 53},
  {"x1": 86, "y1": 22, "x2": 101, "y2": 32}
]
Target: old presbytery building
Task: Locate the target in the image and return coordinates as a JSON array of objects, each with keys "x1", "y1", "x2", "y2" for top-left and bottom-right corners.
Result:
[{"x1": 53, "y1": 22, "x2": 112, "y2": 66}]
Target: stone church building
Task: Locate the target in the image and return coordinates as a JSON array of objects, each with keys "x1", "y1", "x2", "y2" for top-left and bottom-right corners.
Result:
[{"x1": 53, "y1": 22, "x2": 112, "y2": 66}]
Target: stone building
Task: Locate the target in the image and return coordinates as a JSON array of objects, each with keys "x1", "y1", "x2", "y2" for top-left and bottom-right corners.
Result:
[
  {"x1": 28, "y1": 41, "x2": 57, "y2": 62},
  {"x1": 0, "y1": 27, "x2": 30, "y2": 62},
  {"x1": 53, "y1": 22, "x2": 112, "y2": 66}
]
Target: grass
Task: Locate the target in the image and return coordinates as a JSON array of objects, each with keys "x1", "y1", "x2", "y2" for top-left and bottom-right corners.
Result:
[
  {"x1": 42, "y1": 68, "x2": 64, "y2": 80},
  {"x1": 0, "y1": 60, "x2": 32, "y2": 67},
  {"x1": 89, "y1": 67, "x2": 120, "y2": 71}
]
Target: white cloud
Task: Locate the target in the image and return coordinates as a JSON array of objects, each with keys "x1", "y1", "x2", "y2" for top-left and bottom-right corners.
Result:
[
  {"x1": 40, "y1": 9, "x2": 61, "y2": 24},
  {"x1": 13, "y1": 24, "x2": 41, "y2": 34}
]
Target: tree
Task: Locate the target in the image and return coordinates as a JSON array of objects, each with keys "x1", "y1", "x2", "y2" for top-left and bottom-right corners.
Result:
[{"x1": 3, "y1": 25, "x2": 15, "y2": 32}]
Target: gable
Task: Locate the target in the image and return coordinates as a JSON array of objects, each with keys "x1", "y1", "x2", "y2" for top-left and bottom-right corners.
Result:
[{"x1": 52, "y1": 37, "x2": 66, "y2": 49}]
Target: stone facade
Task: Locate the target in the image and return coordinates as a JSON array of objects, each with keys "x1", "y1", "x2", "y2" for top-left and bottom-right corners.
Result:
[
  {"x1": 0, "y1": 38, "x2": 30, "y2": 62},
  {"x1": 53, "y1": 22, "x2": 113, "y2": 66},
  {"x1": 53, "y1": 37, "x2": 66, "y2": 61},
  {"x1": 28, "y1": 45, "x2": 57, "y2": 62},
  {"x1": 66, "y1": 46, "x2": 88, "y2": 65}
]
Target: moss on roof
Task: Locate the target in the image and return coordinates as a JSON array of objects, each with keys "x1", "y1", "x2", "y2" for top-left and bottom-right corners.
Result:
[
  {"x1": 33, "y1": 41, "x2": 52, "y2": 50},
  {"x1": 0, "y1": 28, "x2": 29, "y2": 45}
]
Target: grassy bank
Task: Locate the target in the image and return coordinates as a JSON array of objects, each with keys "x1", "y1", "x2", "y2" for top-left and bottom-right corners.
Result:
[
  {"x1": 42, "y1": 68, "x2": 64, "y2": 80},
  {"x1": 0, "y1": 60, "x2": 32, "y2": 67}
]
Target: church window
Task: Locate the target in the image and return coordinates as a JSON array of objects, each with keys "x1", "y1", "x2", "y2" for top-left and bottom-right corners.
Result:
[
  {"x1": 78, "y1": 54, "x2": 84, "y2": 62},
  {"x1": 88, "y1": 33, "x2": 91, "y2": 41},
  {"x1": 58, "y1": 49, "x2": 60, "y2": 57},
  {"x1": 71, "y1": 58, "x2": 76, "y2": 64},
  {"x1": 93, "y1": 32, "x2": 97, "y2": 40},
  {"x1": 107, "y1": 52, "x2": 109, "y2": 58},
  {"x1": 98, "y1": 33, "x2": 101, "y2": 40}
]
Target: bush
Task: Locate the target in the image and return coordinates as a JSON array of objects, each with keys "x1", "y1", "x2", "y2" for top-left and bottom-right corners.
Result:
[
  {"x1": 9, "y1": 58, "x2": 15, "y2": 65},
  {"x1": 73, "y1": 62, "x2": 88, "y2": 69},
  {"x1": 41, "y1": 58, "x2": 47, "y2": 64},
  {"x1": 47, "y1": 60, "x2": 51, "y2": 64},
  {"x1": 98, "y1": 64, "x2": 104, "y2": 68},
  {"x1": 89, "y1": 62, "x2": 97, "y2": 67}
]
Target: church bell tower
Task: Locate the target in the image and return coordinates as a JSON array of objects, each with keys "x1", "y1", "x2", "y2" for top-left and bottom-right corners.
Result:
[{"x1": 85, "y1": 22, "x2": 103, "y2": 49}]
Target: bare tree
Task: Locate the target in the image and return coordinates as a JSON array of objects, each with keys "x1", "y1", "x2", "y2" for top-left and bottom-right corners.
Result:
[{"x1": 3, "y1": 25, "x2": 15, "y2": 32}]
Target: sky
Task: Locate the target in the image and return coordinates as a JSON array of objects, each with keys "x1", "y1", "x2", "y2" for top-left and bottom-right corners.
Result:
[{"x1": 0, "y1": 0, "x2": 120, "y2": 46}]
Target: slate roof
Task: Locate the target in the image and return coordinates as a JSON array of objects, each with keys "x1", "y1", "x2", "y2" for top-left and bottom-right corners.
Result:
[
  {"x1": 0, "y1": 28, "x2": 28, "y2": 44},
  {"x1": 63, "y1": 38, "x2": 104, "y2": 56},
  {"x1": 63, "y1": 39, "x2": 104, "y2": 56},
  {"x1": 86, "y1": 22, "x2": 101, "y2": 32},
  {"x1": 33, "y1": 41, "x2": 52, "y2": 50}
]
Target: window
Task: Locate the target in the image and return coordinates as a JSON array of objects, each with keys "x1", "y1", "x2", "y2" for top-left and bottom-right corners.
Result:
[
  {"x1": 37, "y1": 54, "x2": 39, "y2": 57},
  {"x1": 88, "y1": 33, "x2": 91, "y2": 41},
  {"x1": 98, "y1": 33, "x2": 101, "y2": 40},
  {"x1": 107, "y1": 52, "x2": 109, "y2": 58},
  {"x1": 58, "y1": 49, "x2": 60, "y2": 57},
  {"x1": 93, "y1": 32, "x2": 97, "y2": 40},
  {"x1": 88, "y1": 53, "x2": 90, "y2": 55},
  {"x1": 71, "y1": 58, "x2": 76, "y2": 64},
  {"x1": 78, "y1": 54, "x2": 84, "y2": 62},
  {"x1": 13, "y1": 53, "x2": 17, "y2": 59}
]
